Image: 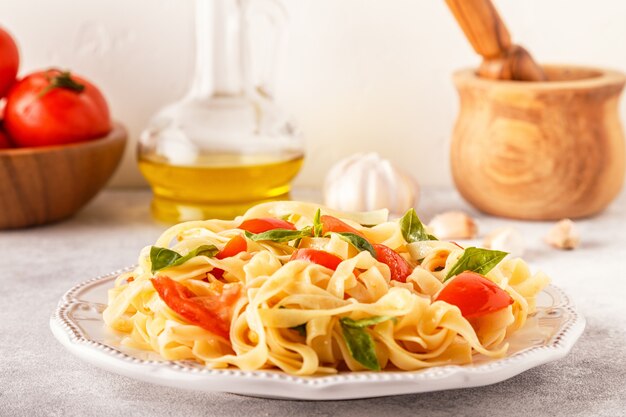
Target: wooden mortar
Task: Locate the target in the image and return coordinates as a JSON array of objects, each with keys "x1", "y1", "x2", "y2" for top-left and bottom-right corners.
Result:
[{"x1": 451, "y1": 65, "x2": 626, "y2": 220}]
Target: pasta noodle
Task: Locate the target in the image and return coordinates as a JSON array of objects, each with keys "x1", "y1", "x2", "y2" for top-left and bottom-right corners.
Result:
[{"x1": 103, "y1": 201, "x2": 548, "y2": 375}]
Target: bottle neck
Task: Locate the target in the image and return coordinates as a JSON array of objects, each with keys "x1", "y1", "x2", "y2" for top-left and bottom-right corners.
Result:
[{"x1": 189, "y1": 0, "x2": 249, "y2": 98}]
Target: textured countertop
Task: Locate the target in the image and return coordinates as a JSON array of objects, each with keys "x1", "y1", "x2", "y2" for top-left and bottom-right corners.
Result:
[{"x1": 1, "y1": 188, "x2": 625, "y2": 417}]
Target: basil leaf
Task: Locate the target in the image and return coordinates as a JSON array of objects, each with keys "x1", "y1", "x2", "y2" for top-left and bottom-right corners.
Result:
[
  {"x1": 245, "y1": 227, "x2": 312, "y2": 243},
  {"x1": 313, "y1": 209, "x2": 323, "y2": 237},
  {"x1": 179, "y1": 244, "x2": 219, "y2": 262},
  {"x1": 327, "y1": 232, "x2": 377, "y2": 259},
  {"x1": 444, "y1": 246, "x2": 508, "y2": 282},
  {"x1": 340, "y1": 315, "x2": 394, "y2": 328},
  {"x1": 340, "y1": 319, "x2": 381, "y2": 371},
  {"x1": 150, "y1": 244, "x2": 219, "y2": 273},
  {"x1": 399, "y1": 208, "x2": 436, "y2": 242},
  {"x1": 150, "y1": 247, "x2": 181, "y2": 273},
  {"x1": 290, "y1": 323, "x2": 307, "y2": 337}
]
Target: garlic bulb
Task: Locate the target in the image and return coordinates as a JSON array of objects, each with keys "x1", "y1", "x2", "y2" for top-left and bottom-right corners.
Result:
[
  {"x1": 545, "y1": 219, "x2": 580, "y2": 250},
  {"x1": 428, "y1": 211, "x2": 478, "y2": 240},
  {"x1": 323, "y1": 153, "x2": 418, "y2": 214},
  {"x1": 483, "y1": 227, "x2": 525, "y2": 257}
]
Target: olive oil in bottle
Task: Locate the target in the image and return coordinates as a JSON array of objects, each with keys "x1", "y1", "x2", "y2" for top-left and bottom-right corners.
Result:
[
  {"x1": 138, "y1": 0, "x2": 304, "y2": 222},
  {"x1": 139, "y1": 152, "x2": 304, "y2": 222}
]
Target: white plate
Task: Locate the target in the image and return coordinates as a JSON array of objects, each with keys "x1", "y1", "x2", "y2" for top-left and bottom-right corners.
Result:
[{"x1": 50, "y1": 267, "x2": 585, "y2": 400}]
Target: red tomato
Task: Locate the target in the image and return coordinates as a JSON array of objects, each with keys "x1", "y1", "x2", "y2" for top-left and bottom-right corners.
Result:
[
  {"x1": 151, "y1": 276, "x2": 241, "y2": 339},
  {"x1": 435, "y1": 271, "x2": 514, "y2": 319},
  {"x1": 321, "y1": 215, "x2": 365, "y2": 238},
  {"x1": 4, "y1": 69, "x2": 111, "y2": 147},
  {"x1": 216, "y1": 235, "x2": 247, "y2": 259},
  {"x1": 373, "y1": 244, "x2": 412, "y2": 283},
  {"x1": 290, "y1": 248, "x2": 343, "y2": 271},
  {"x1": 212, "y1": 235, "x2": 248, "y2": 279},
  {"x1": 238, "y1": 217, "x2": 296, "y2": 233},
  {"x1": 0, "y1": 129, "x2": 12, "y2": 149},
  {"x1": 0, "y1": 27, "x2": 19, "y2": 98}
]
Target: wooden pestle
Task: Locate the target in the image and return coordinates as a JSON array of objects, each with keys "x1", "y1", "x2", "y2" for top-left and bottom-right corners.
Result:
[{"x1": 445, "y1": 0, "x2": 547, "y2": 81}]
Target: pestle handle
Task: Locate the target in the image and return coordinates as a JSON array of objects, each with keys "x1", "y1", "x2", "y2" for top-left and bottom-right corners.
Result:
[
  {"x1": 445, "y1": 0, "x2": 547, "y2": 81},
  {"x1": 445, "y1": 0, "x2": 511, "y2": 59}
]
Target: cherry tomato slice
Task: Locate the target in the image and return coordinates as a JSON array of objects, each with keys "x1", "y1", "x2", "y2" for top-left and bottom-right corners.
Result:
[
  {"x1": 211, "y1": 269, "x2": 225, "y2": 280},
  {"x1": 373, "y1": 244, "x2": 412, "y2": 283},
  {"x1": 321, "y1": 215, "x2": 365, "y2": 238},
  {"x1": 435, "y1": 271, "x2": 514, "y2": 319},
  {"x1": 238, "y1": 218, "x2": 296, "y2": 234},
  {"x1": 212, "y1": 235, "x2": 248, "y2": 279},
  {"x1": 216, "y1": 235, "x2": 247, "y2": 259},
  {"x1": 290, "y1": 248, "x2": 343, "y2": 271},
  {"x1": 151, "y1": 276, "x2": 240, "y2": 339}
]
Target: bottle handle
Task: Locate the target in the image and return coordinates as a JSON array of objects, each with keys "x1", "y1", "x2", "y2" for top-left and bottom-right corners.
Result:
[{"x1": 242, "y1": 0, "x2": 288, "y2": 99}]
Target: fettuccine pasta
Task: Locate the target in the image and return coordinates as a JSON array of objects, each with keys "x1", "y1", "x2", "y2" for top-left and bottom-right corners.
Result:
[{"x1": 103, "y1": 201, "x2": 549, "y2": 375}]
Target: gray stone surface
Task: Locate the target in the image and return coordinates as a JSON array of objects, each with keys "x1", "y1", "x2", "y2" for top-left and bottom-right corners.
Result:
[{"x1": 1, "y1": 188, "x2": 625, "y2": 417}]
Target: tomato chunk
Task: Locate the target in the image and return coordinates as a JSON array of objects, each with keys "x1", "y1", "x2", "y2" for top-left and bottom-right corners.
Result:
[
  {"x1": 151, "y1": 276, "x2": 240, "y2": 339},
  {"x1": 290, "y1": 248, "x2": 343, "y2": 271},
  {"x1": 373, "y1": 244, "x2": 412, "y2": 283},
  {"x1": 212, "y1": 235, "x2": 247, "y2": 279},
  {"x1": 238, "y1": 218, "x2": 296, "y2": 233},
  {"x1": 217, "y1": 235, "x2": 247, "y2": 259},
  {"x1": 321, "y1": 215, "x2": 365, "y2": 238},
  {"x1": 435, "y1": 271, "x2": 514, "y2": 319}
]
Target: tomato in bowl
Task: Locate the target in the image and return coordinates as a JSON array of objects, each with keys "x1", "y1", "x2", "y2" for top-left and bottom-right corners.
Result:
[{"x1": 4, "y1": 69, "x2": 112, "y2": 147}]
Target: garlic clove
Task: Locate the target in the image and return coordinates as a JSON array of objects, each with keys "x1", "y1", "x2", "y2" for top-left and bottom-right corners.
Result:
[
  {"x1": 428, "y1": 211, "x2": 478, "y2": 240},
  {"x1": 483, "y1": 227, "x2": 525, "y2": 257},
  {"x1": 323, "y1": 153, "x2": 418, "y2": 214},
  {"x1": 545, "y1": 219, "x2": 580, "y2": 250}
]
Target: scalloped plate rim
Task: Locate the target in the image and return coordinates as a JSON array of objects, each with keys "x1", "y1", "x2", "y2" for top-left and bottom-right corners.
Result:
[{"x1": 50, "y1": 266, "x2": 585, "y2": 400}]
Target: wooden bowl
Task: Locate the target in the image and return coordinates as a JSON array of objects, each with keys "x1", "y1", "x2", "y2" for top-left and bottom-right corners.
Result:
[
  {"x1": 0, "y1": 123, "x2": 126, "y2": 229},
  {"x1": 451, "y1": 65, "x2": 626, "y2": 220}
]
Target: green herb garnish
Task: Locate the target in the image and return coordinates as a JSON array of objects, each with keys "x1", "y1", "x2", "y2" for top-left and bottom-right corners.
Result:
[
  {"x1": 245, "y1": 227, "x2": 312, "y2": 243},
  {"x1": 312, "y1": 209, "x2": 323, "y2": 237},
  {"x1": 327, "y1": 232, "x2": 377, "y2": 259},
  {"x1": 339, "y1": 316, "x2": 393, "y2": 371},
  {"x1": 399, "y1": 208, "x2": 436, "y2": 242},
  {"x1": 341, "y1": 316, "x2": 394, "y2": 328},
  {"x1": 444, "y1": 247, "x2": 507, "y2": 282},
  {"x1": 150, "y1": 245, "x2": 219, "y2": 273}
]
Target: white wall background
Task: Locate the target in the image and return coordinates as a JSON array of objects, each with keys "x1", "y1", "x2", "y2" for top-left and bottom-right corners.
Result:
[{"x1": 2, "y1": 0, "x2": 626, "y2": 188}]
